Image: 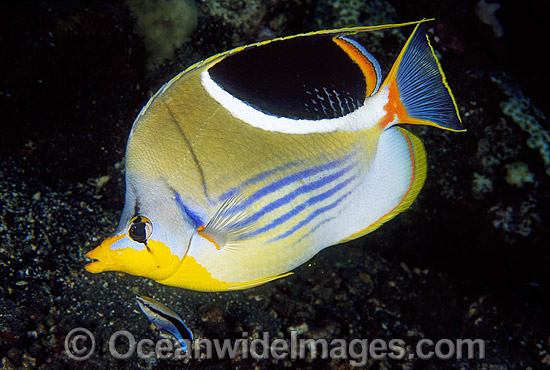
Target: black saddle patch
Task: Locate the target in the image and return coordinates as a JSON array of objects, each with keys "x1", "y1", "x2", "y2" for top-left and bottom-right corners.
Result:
[{"x1": 208, "y1": 35, "x2": 368, "y2": 120}]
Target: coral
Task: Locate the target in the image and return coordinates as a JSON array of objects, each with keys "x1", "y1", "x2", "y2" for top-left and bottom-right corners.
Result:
[
  {"x1": 474, "y1": 0, "x2": 503, "y2": 38},
  {"x1": 331, "y1": 0, "x2": 364, "y2": 28},
  {"x1": 202, "y1": 0, "x2": 268, "y2": 40},
  {"x1": 491, "y1": 72, "x2": 550, "y2": 176},
  {"x1": 489, "y1": 197, "x2": 540, "y2": 239},
  {"x1": 316, "y1": 0, "x2": 397, "y2": 29},
  {"x1": 472, "y1": 172, "x2": 493, "y2": 198},
  {"x1": 505, "y1": 162, "x2": 534, "y2": 187},
  {"x1": 127, "y1": 0, "x2": 198, "y2": 70}
]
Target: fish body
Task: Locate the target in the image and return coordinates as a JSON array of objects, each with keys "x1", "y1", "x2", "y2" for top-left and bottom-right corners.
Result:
[
  {"x1": 136, "y1": 296, "x2": 193, "y2": 351},
  {"x1": 85, "y1": 20, "x2": 463, "y2": 291}
]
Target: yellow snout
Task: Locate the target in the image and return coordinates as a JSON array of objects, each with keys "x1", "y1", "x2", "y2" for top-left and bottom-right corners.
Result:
[{"x1": 85, "y1": 234, "x2": 181, "y2": 281}]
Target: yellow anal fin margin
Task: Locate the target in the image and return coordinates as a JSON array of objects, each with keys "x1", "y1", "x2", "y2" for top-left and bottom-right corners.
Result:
[
  {"x1": 338, "y1": 127, "x2": 427, "y2": 243},
  {"x1": 226, "y1": 272, "x2": 294, "y2": 290}
]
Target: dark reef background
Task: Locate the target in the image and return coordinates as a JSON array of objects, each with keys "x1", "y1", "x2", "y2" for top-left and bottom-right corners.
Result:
[{"x1": 0, "y1": 1, "x2": 548, "y2": 369}]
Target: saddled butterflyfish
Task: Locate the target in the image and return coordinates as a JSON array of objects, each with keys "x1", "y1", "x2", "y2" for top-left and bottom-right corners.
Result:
[{"x1": 85, "y1": 20, "x2": 464, "y2": 291}]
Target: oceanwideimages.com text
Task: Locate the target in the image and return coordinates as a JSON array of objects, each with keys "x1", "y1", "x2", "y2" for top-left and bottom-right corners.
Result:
[{"x1": 65, "y1": 328, "x2": 485, "y2": 366}]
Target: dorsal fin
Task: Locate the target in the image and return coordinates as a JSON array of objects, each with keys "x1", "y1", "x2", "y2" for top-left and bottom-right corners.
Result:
[{"x1": 205, "y1": 21, "x2": 431, "y2": 122}]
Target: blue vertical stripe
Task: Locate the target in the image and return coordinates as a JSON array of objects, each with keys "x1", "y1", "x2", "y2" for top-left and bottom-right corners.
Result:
[
  {"x1": 240, "y1": 175, "x2": 355, "y2": 240},
  {"x1": 217, "y1": 160, "x2": 301, "y2": 202},
  {"x1": 219, "y1": 153, "x2": 354, "y2": 209},
  {"x1": 236, "y1": 163, "x2": 355, "y2": 227},
  {"x1": 174, "y1": 192, "x2": 205, "y2": 228},
  {"x1": 268, "y1": 189, "x2": 353, "y2": 243},
  {"x1": 294, "y1": 216, "x2": 335, "y2": 245}
]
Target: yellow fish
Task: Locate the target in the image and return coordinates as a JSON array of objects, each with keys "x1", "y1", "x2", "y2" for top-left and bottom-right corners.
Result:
[{"x1": 85, "y1": 20, "x2": 463, "y2": 291}]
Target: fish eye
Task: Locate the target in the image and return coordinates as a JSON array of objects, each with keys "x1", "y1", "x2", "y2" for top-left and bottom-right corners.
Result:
[{"x1": 128, "y1": 216, "x2": 153, "y2": 243}]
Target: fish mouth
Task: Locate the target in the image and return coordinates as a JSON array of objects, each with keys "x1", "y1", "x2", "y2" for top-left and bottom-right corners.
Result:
[
  {"x1": 84, "y1": 233, "x2": 126, "y2": 273},
  {"x1": 84, "y1": 247, "x2": 115, "y2": 273}
]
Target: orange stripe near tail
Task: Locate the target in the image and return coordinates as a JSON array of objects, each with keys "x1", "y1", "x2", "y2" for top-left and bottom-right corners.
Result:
[{"x1": 333, "y1": 36, "x2": 380, "y2": 98}]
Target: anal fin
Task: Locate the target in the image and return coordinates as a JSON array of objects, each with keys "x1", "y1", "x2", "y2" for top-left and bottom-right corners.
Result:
[{"x1": 339, "y1": 127, "x2": 427, "y2": 243}]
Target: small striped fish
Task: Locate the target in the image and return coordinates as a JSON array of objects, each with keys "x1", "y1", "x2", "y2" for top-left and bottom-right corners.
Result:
[
  {"x1": 85, "y1": 20, "x2": 463, "y2": 291},
  {"x1": 136, "y1": 296, "x2": 193, "y2": 352}
]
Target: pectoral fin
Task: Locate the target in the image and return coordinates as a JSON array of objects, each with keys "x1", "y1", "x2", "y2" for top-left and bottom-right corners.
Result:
[{"x1": 196, "y1": 193, "x2": 253, "y2": 251}]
